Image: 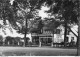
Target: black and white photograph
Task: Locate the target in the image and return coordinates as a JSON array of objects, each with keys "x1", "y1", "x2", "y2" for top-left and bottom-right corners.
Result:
[{"x1": 0, "y1": 0, "x2": 79, "y2": 56}]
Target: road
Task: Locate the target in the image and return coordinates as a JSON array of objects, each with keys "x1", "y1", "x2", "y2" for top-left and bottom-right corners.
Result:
[{"x1": 0, "y1": 46, "x2": 77, "y2": 56}]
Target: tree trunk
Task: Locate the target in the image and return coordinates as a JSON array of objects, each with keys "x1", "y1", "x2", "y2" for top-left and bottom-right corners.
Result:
[
  {"x1": 64, "y1": 20, "x2": 68, "y2": 47},
  {"x1": 77, "y1": 19, "x2": 80, "y2": 55},
  {"x1": 77, "y1": 0, "x2": 80, "y2": 56},
  {"x1": 23, "y1": 19, "x2": 27, "y2": 47}
]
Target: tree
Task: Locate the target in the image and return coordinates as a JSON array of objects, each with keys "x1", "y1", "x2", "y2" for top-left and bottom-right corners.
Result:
[
  {"x1": 46, "y1": 0, "x2": 78, "y2": 47},
  {"x1": 12, "y1": 0, "x2": 44, "y2": 46},
  {"x1": 62, "y1": 0, "x2": 78, "y2": 47},
  {"x1": 0, "y1": 0, "x2": 46, "y2": 46}
]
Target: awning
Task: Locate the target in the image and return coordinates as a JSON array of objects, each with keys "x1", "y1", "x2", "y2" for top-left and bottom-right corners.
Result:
[
  {"x1": 32, "y1": 34, "x2": 52, "y2": 37},
  {"x1": 39, "y1": 37, "x2": 53, "y2": 38}
]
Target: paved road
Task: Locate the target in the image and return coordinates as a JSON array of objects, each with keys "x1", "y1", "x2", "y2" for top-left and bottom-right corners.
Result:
[{"x1": 0, "y1": 46, "x2": 77, "y2": 56}]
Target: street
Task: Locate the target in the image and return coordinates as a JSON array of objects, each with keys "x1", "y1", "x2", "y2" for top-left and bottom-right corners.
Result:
[{"x1": 0, "y1": 46, "x2": 77, "y2": 56}]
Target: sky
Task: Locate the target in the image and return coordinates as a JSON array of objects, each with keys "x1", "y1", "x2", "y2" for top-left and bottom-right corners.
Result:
[
  {"x1": 38, "y1": 5, "x2": 50, "y2": 20},
  {"x1": 10, "y1": 0, "x2": 15, "y2": 5}
]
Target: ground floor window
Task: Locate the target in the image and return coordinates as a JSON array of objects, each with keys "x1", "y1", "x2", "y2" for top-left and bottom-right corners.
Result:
[{"x1": 32, "y1": 36, "x2": 39, "y2": 45}]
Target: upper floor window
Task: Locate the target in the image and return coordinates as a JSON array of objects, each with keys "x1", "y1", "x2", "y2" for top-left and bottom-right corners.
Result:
[{"x1": 56, "y1": 29, "x2": 60, "y2": 34}]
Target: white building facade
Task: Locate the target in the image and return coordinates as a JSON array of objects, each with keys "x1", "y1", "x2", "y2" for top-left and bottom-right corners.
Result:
[{"x1": 54, "y1": 24, "x2": 78, "y2": 44}]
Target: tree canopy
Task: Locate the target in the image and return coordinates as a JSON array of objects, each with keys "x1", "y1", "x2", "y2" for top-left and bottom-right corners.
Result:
[{"x1": 0, "y1": 0, "x2": 78, "y2": 34}]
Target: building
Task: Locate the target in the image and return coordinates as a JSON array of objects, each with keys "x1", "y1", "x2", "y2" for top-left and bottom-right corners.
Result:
[{"x1": 54, "y1": 24, "x2": 78, "y2": 44}]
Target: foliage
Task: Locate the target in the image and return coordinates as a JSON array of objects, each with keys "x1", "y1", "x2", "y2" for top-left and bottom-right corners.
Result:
[
  {"x1": 50, "y1": 0, "x2": 78, "y2": 23},
  {"x1": 0, "y1": 0, "x2": 78, "y2": 34}
]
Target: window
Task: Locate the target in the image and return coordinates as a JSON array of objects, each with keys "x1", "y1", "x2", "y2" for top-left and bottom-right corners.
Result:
[
  {"x1": 56, "y1": 29, "x2": 60, "y2": 34},
  {"x1": 71, "y1": 37, "x2": 74, "y2": 40}
]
